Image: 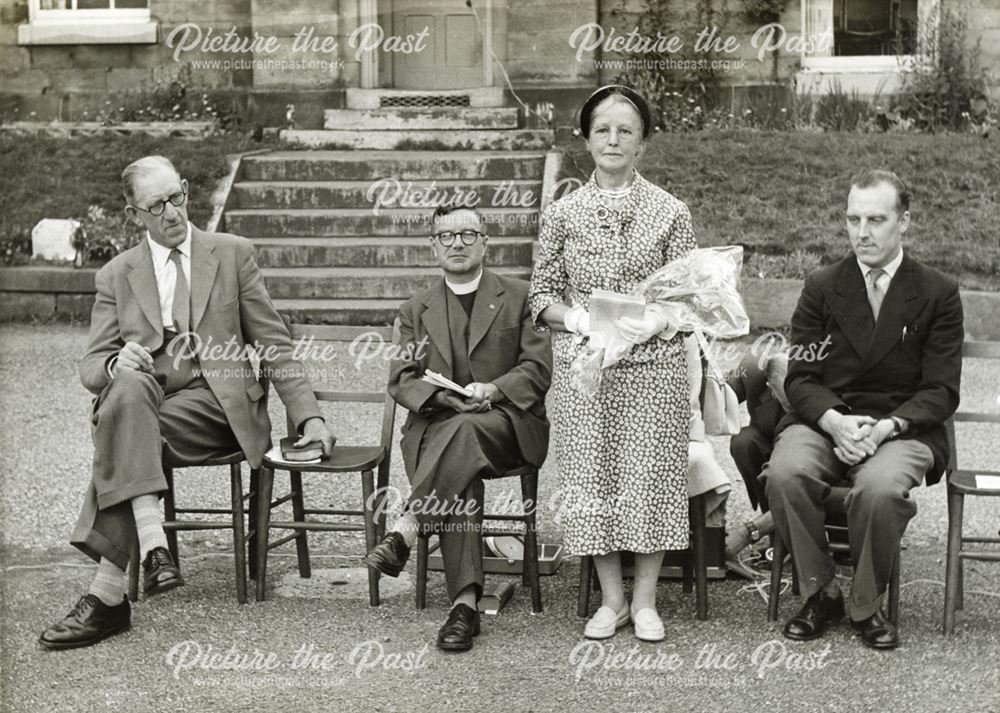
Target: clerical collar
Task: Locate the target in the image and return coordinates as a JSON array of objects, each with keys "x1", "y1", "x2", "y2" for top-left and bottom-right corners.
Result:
[{"x1": 445, "y1": 270, "x2": 482, "y2": 295}]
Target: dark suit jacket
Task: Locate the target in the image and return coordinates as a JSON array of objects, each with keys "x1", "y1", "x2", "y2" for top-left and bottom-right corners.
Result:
[
  {"x1": 388, "y1": 269, "x2": 552, "y2": 478},
  {"x1": 79, "y1": 225, "x2": 322, "y2": 468},
  {"x1": 780, "y1": 254, "x2": 963, "y2": 484}
]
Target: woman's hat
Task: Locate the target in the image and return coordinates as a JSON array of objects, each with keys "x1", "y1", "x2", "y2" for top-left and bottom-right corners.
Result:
[{"x1": 577, "y1": 84, "x2": 653, "y2": 139}]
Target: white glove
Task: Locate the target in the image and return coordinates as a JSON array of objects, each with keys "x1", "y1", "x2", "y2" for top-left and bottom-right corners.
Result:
[
  {"x1": 615, "y1": 304, "x2": 678, "y2": 344},
  {"x1": 563, "y1": 305, "x2": 591, "y2": 336}
]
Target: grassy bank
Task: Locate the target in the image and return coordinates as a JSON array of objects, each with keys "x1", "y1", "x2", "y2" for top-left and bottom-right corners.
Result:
[
  {"x1": 0, "y1": 133, "x2": 268, "y2": 265},
  {"x1": 557, "y1": 130, "x2": 1000, "y2": 290}
]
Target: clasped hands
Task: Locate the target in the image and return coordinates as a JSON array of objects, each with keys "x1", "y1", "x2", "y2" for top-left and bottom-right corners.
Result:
[
  {"x1": 563, "y1": 304, "x2": 679, "y2": 344},
  {"x1": 431, "y1": 382, "x2": 500, "y2": 413},
  {"x1": 818, "y1": 410, "x2": 896, "y2": 465}
]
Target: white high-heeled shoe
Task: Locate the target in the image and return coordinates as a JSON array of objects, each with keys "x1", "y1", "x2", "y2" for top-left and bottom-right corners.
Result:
[
  {"x1": 631, "y1": 606, "x2": 665, "y2": 642},
  {"x1": 583, "y1": 603, "x2": 631, "y2": 640}
]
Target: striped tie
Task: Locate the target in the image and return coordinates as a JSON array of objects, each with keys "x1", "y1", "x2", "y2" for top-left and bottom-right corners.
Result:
[
  {"x1": 168, "y1": 248, "x2": 190, "y2": 334},
  {"x1": 866, "y1": 267, "x2": 886, "y2": 323}
]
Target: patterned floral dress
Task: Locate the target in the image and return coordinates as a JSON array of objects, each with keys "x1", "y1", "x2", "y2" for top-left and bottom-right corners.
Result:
[{"x1": 529, "y1": 172, "x2": 697, "y2": 556}]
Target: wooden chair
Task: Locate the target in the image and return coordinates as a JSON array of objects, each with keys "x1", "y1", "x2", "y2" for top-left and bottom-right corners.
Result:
[
  {"x1": 576, "y1": 492, "x2": 710, "y2": 621},
  {"x1": 766, "y1": 485, "x2": 901, "y2": 624},
  {"x1": 414, "y1": 464, "x2": 543, "y2": 613},
  {"x1": 253, "y1": 324, "x2": 396, "y2": 606},
  {"x1": 943, "y1": 340, "x2": 1000, "y2": 635}
]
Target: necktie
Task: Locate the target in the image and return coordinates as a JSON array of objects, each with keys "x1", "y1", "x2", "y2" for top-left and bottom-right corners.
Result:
[
  {"x1": 168, "y1": 248, "x2": 190, "y2": 333},
  {"x1": 866, "y1": 267, "x2": 886, "y2": 323}
]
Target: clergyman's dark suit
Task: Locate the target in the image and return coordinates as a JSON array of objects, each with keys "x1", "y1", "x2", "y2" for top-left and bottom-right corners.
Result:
[
  {"x1": 388, "y1": 269, "x2": 552, "y2": 601},
  {"x1": 760, "y1": 254, "x2": 963, "y2": 619}
]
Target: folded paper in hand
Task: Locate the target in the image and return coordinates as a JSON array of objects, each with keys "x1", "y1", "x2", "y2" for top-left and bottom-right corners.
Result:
[
  {"x1": 589, "y1": 288, "x2": 646, "y2": 351},
  {"x1": 421, "y1": 370, "x2": 474, "y2": 398}
]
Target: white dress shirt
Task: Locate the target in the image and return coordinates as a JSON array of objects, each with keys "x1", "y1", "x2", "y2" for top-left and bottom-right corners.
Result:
[
  {"x1": 857, "y1": 247, "x2": 904, "y2": 296},
  {"x1": 146, "y1": 223, "x2": 193, "y2": 329}
]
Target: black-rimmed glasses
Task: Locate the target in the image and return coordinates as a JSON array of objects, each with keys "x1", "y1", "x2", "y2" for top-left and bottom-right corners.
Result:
[
  {"x1": 431, "y1": 230, "x2": 485, "y2": 247},
  {"x1": 132, "y1": 190, "x2": 187, "y2": 217}
]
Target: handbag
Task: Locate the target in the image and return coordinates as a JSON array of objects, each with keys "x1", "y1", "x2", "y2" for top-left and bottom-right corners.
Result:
[{"x1": 695, "y1": 330, "x2": 741, "y2": 436}]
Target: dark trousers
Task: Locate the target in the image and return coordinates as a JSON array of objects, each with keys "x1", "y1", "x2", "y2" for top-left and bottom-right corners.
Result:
[
  {"x1": 402, "y1": 409, "x2": 521, "y2": 602},
  {"x1": 759, "y1": 424, "x2": 932, "y2": 620},
  {"x1": 71, "y1": 343, "x2": 238, "y2": 570},
  {"x1": 730, "y1": 424, "x2": 772, "y2": 512}
]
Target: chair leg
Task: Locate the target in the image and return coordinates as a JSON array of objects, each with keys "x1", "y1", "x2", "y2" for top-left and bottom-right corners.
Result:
[
  {"x1": 943, "y1": 487, "x2": 964, "y2": 634},
  {"x1": 768, "y1": 532, "x2": 786, "y2": 622},
  {"x1": 521, "y1": 469, "x2": 542, "y2": 614},
  {"x1": 289, "y1": 470, "x2": 311, "y2": 579},
  {"x1": 416, "y1": 535, "x2": 429, "y2": 610},
  {"x1": 692, "y1": 494, "x2": 708, "y2": 621},
  {"x1": 577, "y1": 555, "x2": 592, "y2": 618},
  {"x1": 229, "y1": 463, "x2": 248, "y2": 605},
  {"x1": 127, "y1": 536, "x2": 140, "y2": 603},
  {"x1": 361, "y1": 468, "x2": 380, "y2": 607},
  {"x1": 247, "y1": 468, "x2": 259, "y2": 583},
  {"x1": 162, "y1": 467, "x2": 179, "y2": 564},
  {"x1": 887, "y1": 546, "x2": 900, "y2": 627},
  {"x1": 254, "y1": 466, "x2": 275, "y2": 602}
]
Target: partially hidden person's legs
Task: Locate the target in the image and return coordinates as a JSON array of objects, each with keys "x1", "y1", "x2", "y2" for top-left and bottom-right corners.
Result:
[
  {"x1": 843, "y1": 439, "x2": 930, "y2": 649},
  {"x1": 436, "y1": 480, "x2": 485, "y2": 652},
  {"x1": 759, "y1": 424, "x2": 847, "y2": 641}
]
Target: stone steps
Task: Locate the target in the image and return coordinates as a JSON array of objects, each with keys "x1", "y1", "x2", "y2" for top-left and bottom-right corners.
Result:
[
  {"x1": 272, "y1": 298, "x2": 403, "y2": 326},
  {"x1": 251, "y1": 236, "x2": 535, "y2": 268},
  {"x1": 323, "y1": 107, "x2": 519, "y2": 130},
  {"x1": 227, "y1": 207, "x2": 539, "y2": 238},
  {"x1": 280, "y1": 128, "x2": 553, "y2": 151},
  {"x1": 240, "y1": 150, "x2": 546, "y2": 182},
  {"x1": 232, "y1": 179, "x2": 542, "y2": 210},
  {"x1": 262, "y1": 266, "x2": 532, "y2": 300}
]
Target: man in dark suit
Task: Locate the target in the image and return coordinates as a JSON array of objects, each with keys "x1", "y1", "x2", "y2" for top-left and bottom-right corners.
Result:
[
  {"x1": 760, "y1": 169, "x2": 963, "y2": 649},
  {"x1": 40, "y1": 156, "x2": 333, "y2": 650},
  {"x1": 363, "y1": 206, "x2": 551, "y2": 652}
]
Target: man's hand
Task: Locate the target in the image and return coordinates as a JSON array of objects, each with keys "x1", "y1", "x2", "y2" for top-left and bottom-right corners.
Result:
[
  {"x1": 465, "y1": 382, "x2": 501, "y2": 410},
  {"x1": 114, "y1": 341, "x2": 154, "y2": 374},
  {"x1": 431, "y1": 390, "x2": 485, "y2": 414},
  {"x1": 296, "y1": 417, "x2": 335, "y2": 456},
  {"x1": 817, "y1": 410, "x2": 879, "y2": 465}
]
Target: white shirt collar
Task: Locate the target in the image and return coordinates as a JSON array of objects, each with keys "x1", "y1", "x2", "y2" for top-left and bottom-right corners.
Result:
[
  {"x1": 146, "y1": 222, "x2": 192, "y2": 268},
  {"x1": 857, "y1": 247, "x2": 903, "y2": 281},
  {"x1": 445, "y1": 269, "x2": 483, "y2": 295}
]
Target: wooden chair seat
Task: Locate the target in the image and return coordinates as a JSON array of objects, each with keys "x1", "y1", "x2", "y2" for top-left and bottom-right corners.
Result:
[
  {"x1": 263, "y1": 446, "x2": 386, "y2": 474},
  {"x1": 947, "y1": 469, "x2": 1000, "y2": 496}
]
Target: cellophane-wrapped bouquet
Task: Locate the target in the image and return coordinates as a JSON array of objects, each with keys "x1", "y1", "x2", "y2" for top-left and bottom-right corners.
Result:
[{"x1": 569, "y1": 246, "x2": 750, "y2": 395}]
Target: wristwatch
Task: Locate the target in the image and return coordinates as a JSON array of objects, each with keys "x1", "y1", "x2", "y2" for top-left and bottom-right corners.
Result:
[
  {"x1": 744, "y1": 520, "x2": 762, "y2": 544},
  {"x1": 887, "y1": 416, "x2": 907, "y2": 438}
]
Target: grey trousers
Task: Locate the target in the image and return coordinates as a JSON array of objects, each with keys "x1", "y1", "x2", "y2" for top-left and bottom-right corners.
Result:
[
  {"x1": 402, "y1": 409, "x2": 521, "y2": 602},
  {"x1": 71, "y1": 362, "x2": 239, "y2": 570},
  {"x1": 760, "y1": 424, "x2": 933, "y2": 620}
]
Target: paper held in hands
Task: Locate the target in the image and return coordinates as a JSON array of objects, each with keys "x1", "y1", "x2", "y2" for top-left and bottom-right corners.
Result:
[
  {"x1": 421, "y1": 369, "x2": 475, "y2": 398},
  {"x1": 588, "y1": 288, "x2": 647, "y2": 365}
]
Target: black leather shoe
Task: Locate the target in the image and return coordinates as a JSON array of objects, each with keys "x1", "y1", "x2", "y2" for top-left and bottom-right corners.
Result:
[
  {"x1": 436, "y1": 603, "x2": 481, "y2": 652},
  {"x1": 39, "y1": 594, "x2": 131, "y2": 650},
  {"x1": 783, "y1": 591, "x2": 845, "y2": 641},
  {"x1": 361, "y1": 532, "x2": 410, "y2": 577},
  {"x1": 143, "y1": 546, "x2": 184, "y2": 597},
  {"x1": 851, "y1": 609, "x2": 899, "y2": 650}
]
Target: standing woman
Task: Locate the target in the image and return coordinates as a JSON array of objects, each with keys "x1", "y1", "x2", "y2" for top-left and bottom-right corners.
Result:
[{"x1": 529, "y1": 85, "x2": 696, "y2": 642}]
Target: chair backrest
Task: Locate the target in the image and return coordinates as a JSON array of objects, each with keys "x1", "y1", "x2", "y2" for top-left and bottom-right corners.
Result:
[
  {"x1": 284, "y1": 322, "x2": 399, "y2": 456},
  {"x1": 945, "y1": 340, "x2": 1000, "y2": 472}
]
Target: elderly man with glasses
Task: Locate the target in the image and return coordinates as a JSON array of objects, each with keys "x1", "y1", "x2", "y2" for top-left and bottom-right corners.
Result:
[
  {"x1": 363, "y1": 205, "x2": 551, "y2": 652},
  {"x1": 39, "y1": 155, "x2": 333, "y2": 650}
]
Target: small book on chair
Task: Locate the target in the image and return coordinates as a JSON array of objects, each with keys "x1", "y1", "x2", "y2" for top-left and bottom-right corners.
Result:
[{"x1": 279, "y1": 437, "x2": 324, "y2": 462}]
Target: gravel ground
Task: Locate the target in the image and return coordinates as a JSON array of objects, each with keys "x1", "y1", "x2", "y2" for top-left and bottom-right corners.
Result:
[{"x1": 2, "y1": 323, "x2": 999, "y2": 713}]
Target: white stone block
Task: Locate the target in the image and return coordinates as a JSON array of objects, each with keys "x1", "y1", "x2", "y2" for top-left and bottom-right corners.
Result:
[{"x1": 31, "y1": 219, "x2": 80, "y2": 262}]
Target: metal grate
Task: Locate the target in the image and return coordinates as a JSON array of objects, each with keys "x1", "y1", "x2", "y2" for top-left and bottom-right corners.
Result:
[{"x1": 380, "y1": 94, "x2": 470, "y2": 108}]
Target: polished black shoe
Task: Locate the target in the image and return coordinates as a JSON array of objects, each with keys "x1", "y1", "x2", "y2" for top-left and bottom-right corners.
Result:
[
  {"x1": 143, "y1": 546, "x2": 184, "y2": 597},
  {"x1": 851, "y1": 608, "x2": 899, "y2": 650},
  {"x1": 361, "y1": 532, "x2": 410, "y2": 578},
  {"x1": 436, "y1": 603, "x2": 481, "y2": 652},
  {"x1": 783, "y1": 591, "x2": 845, "y2": 641},
  {"x1": 39, "y1": 594, "x2": 131, "y2": 650}
]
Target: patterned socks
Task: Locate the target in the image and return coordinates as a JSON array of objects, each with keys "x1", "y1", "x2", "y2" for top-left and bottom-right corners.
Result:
[
  {"x1": 131, "y1": 494, "x2": 168, "y2": 562},
  {"x1": 87, "y1": 558, "x2": 127, "y2": 607}
]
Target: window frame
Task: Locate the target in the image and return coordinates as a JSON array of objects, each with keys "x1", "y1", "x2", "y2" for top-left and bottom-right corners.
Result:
[{"x1": 18, "y1": 0, "x2": 157, "y2": 45}]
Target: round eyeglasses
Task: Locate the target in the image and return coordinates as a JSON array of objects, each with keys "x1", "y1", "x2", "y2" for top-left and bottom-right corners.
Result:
[
  {"x1": 431, "y1": 230, "x2": 485, "y2": 247},
  {"x1": 132, "y1": 190, "x2": 187, "y2": 217}
]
